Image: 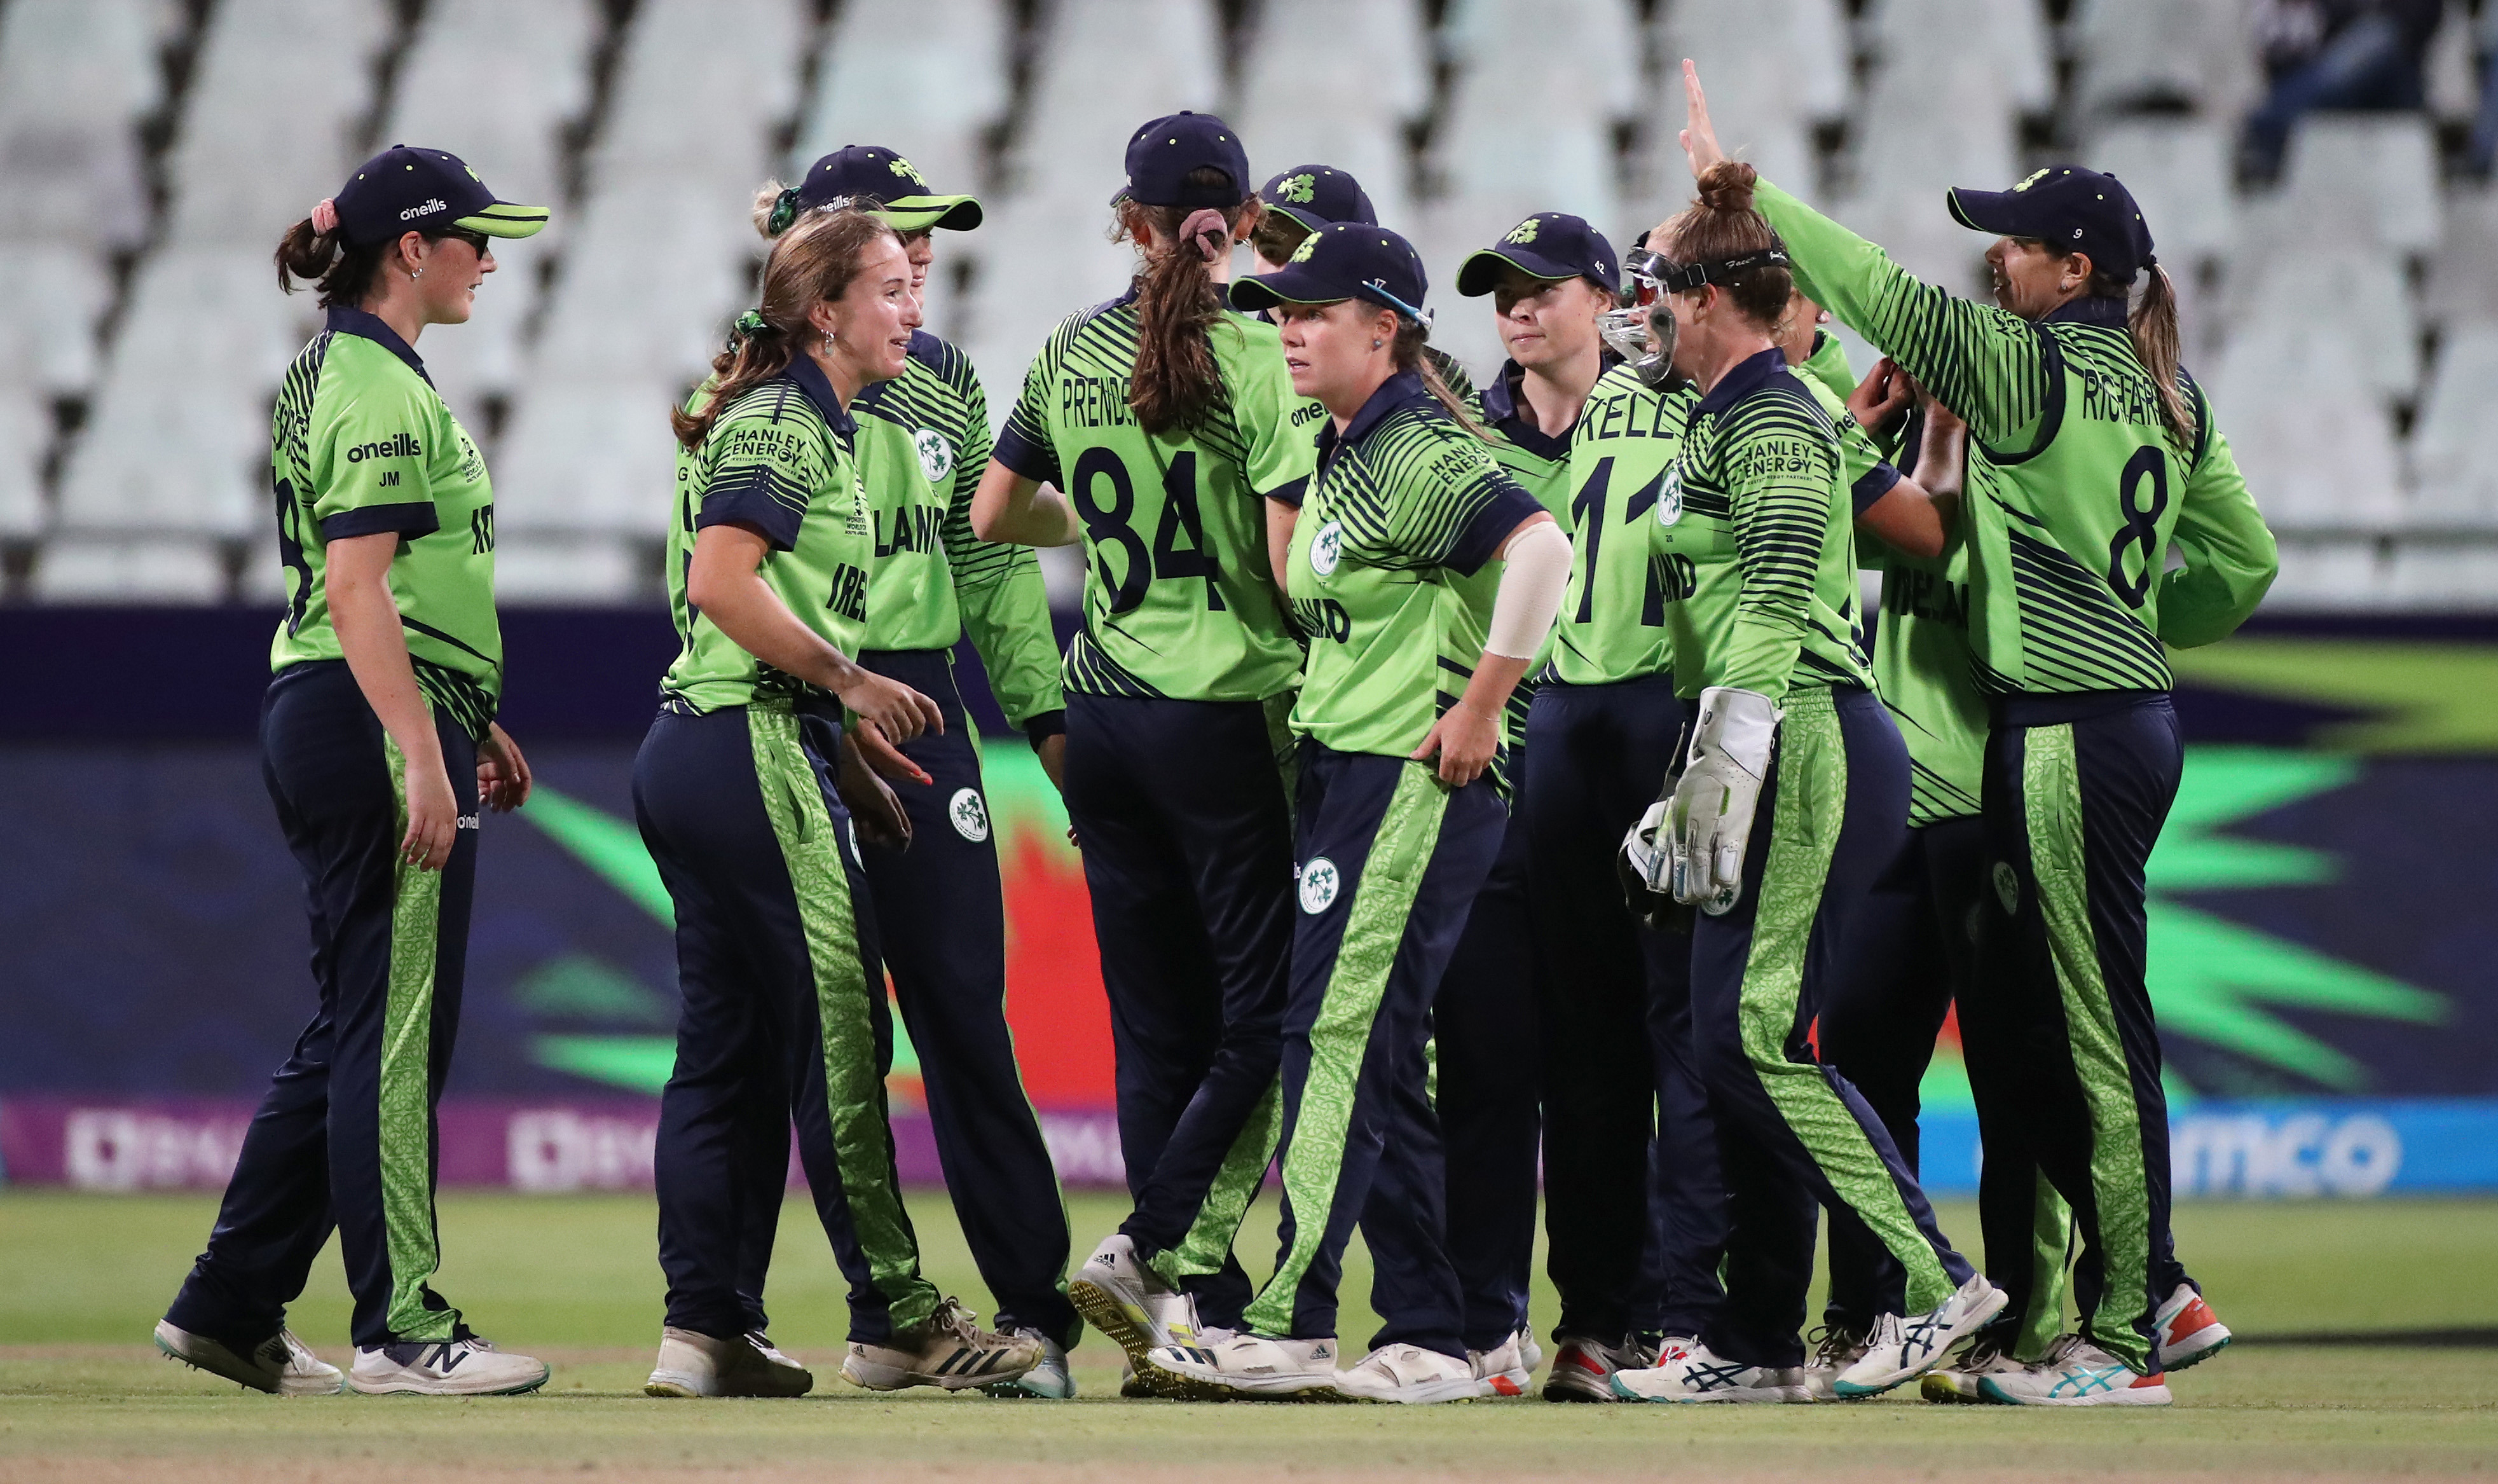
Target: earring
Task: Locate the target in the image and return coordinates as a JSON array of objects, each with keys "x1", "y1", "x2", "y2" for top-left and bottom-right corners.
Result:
[
  {"x1": 1371, "y1": 338, "x2": 1382, "y2": 349},
  {"x1": 409, "y1": 267, "x2": 423, "y2": 280}
]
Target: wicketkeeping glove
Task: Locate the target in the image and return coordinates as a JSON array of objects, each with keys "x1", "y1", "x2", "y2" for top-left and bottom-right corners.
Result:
[
  {"x1": 1666, "y1": 685, "x2": 1781, "y2": 916},
  {"x1": 1616, "y1": 753, "x2": 1693, "y2": 933}
]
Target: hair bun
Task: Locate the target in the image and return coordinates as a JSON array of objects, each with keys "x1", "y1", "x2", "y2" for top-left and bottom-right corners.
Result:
[{"x1": 1694, "y1": 160, "x2": 1759, "y2": 216}]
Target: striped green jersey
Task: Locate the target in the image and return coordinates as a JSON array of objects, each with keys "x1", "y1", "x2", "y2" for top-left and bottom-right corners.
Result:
[
  {"x1": 851, "y1": 331, "x2": 1062, "y2": 728},
  {"x1": 1474, "y1": 357, "x2": 1586, "y2": 767},
  {"x1": 660, "y1": 357, "x2": 874, "y2": 713},
  {"x1": 996, "y1": 293, "x2": 1310, "y2": 703},
  {"x1": 1756, "y1": 179, "x2": 2278, "y2": 692},
  {"x1": 269, "y1": 307, "x2": 501, "y2": 741},
  {"x1": 1651, "y1": 348, "x2": 1874, "y2": 702},
  {"x1": 1286, "y1": 371, "x2": 1544, "y2": 757},
  {"x1": 1554, "y1": 365, "x2": 1698, "y2": 686}
]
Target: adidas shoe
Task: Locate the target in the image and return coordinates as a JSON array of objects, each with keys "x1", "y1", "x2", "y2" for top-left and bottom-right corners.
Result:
[
  {"x1": 153, "y1": 1319, "x2": 341, "y2": 1396},
  {"x1": 1919, "y1": 1327, "x2": 2023, "y2": 1403},
  {"x1": 841, "y1": 1298, "x2": 1040, "y2": 1392},
  {"x1": 1832, "y1": 1275, "x2": 2008, "y2": 1398},
  {"x1": 347, "y1": 1336, "x2": 549, "y2": 1396},
  {"x1": 1540, "y1": 1333, "x2": 1651, "y2": 1403},
  {"x1": 645, "y1": 1326, "x2": 813, "y2": 1398},
  {"x1": 1068, "y1": 1234, "x2": 1210, "y2": 1379},
  {"x1": 1468, "y1": 1330, "x2": 1533, "y2": 1397},
  {"x1": 1141, "y1": 1331, "x2": 1345, "y2": 1402},
  {"x1": 1338, "y1": 1343, "x2": 1481, "y2": 1405},
  {"x1": 1978, "y1": 1334, "x2": 2172, "y2": 1407},
  {"x1": 1800, "y1": 1325, "x2": 1871, "y2": 1401},
  {"x1": 1118, "y1": 1357, "x2": 1155, "y2": 1398},
  {"x1": 1611, "y1": 1341, "x2": 1810, "y2": 1403},
  {"x1": 980, "y1": 1329, "x2": 1074, "y2": 1398},
  {"x1": 2155, "y1": 1284, "x2": 2232, "y2": 1372}
]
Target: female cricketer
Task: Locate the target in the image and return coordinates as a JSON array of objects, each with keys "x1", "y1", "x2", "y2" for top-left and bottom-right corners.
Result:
[
  {"x1": 971, "y1": 111, "x2": 1306, "y2": 1381},
  {"x1": 635, "y1": 203, "x2": 1037, "y2": 1399},
  {"x1": 1680, "y1": 59, "x2": 2277, "y2": 1403},
  {"x1": 1610, "y1": 160, "x2": 2001, "y2": 1404},
  {"x1": 1146, "y1": 223, "x2": 1572, "y2": 1404},
  {"x1": 743, "y1": 145, "x2": 1080, "y2": 1398},
  {"x1": 156, "y1": 147, "x2": 551, "y2": 1397}
]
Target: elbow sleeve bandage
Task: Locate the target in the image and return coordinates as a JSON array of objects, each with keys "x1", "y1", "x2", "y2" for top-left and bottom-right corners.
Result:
[{"x1": 1485, "y1": 520, "x2": 1571, "y2": 660}]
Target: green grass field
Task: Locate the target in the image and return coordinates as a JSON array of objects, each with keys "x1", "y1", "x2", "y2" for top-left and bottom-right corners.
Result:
[{"x1": 4, "y1": 1190, "x2": 2495, "y2": 1481}]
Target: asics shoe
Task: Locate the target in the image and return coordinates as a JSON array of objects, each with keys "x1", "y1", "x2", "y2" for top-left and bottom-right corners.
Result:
[
  {"x1": 1611, "y1": 1341, "x2": 1809, "y2": 1403},
  {"x1": 1540, "y1": 1333, "x2": 1651, "y2": 1403},
  {"x1": 1068, "y1": 1234, "x2": 1211, "y2": 1381},
  {"x1": 645, "y1": 1326, "x2": 813, "y2": 1397},
  {"x1": 153, "y1": 1320, "x2": 341, "y2": 1396},
  {"x1": 347, "y1": 1335, "x2": 549, "y2": 1395},
  {"x1": 2155, "y1": 1284, "x2": 2232, "y2": 1373},
  {"x1": 980, "y1": 1329, "x2": 1074, "y2": 1398},
  {"x1": 1800, "y1": 1324, "x2": 1871, "y2": 1401},
  {"x1": 1833, "y1": 1275, "x2": 2008, "y2": 1398},
  {"x1": 1141, "y1": 1331, "x2": 1345, "y2": 1402},
  {"x1": 841, "y1": 1298, "x2": 1039, "y2": 1392},
  {"x1": 1467, "y1": 1330, "x2": 1533, "y2": 1397},
  {"x1": 1978, "y1": 1334, "x2": 2172, "y2": 1407},
  {"x1": 1338, "y1": 1343, "x2": 1480, "y2": 1405},
  {"x1": 1919, "y1": 1326, "x2": 2022, "y2": 1403}
]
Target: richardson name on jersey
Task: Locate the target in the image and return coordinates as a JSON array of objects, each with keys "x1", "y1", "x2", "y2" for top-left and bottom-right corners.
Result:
[{"x1": 345, "y1": 432, "x2": 422, "y2": 462}]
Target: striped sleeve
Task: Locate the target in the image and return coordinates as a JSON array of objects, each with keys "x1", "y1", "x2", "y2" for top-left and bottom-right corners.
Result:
[
  {"x1": 1376, "y1": 418, "x2": 1541, "y2": 575},
  {"x1": 935, "y1": 346, "x2": 1066, "y2": 729},
  {"x1": 695, "y1": 385, "x2": 825, "y2": 551},
  {"x1": 1720, "y1": 391, "x2": 1840, "y2": 701}
]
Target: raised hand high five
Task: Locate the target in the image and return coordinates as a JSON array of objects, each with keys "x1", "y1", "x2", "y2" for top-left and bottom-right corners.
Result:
[{"x1": 1678, "y1": 59, "x2": 1729, "y2": 181}]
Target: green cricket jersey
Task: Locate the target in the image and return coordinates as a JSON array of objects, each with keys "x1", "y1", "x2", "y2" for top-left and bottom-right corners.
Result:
[
  {"x1": 996, "y1": 293, "x2": 1309, "y2": 702},
  {"x1": 1651, "y1": 348, "x2": 1875, "y2": 703},
  {"x1": 1285, "y1": 371, "x2": 1544, "y2": 757},
  {"x1": 1797, "y1": 329, "x2": 1856, "y2": 403},
  {"x1": 660, "y1": 356, "x2": 874, "y2": 713},
  {"x1": 1284, "y1": 347, "x2": 1474, "y2": 489},
  {"x1": 1554, "y1": 365, "x2": 1698, "y2": 686},
  {"x1": 851, "y1": 331, "x2": 1062, "y2": 728},
  {"x1": 269, "y1": 307, "x2": 502, "y2": 741},
  {"x1": 1755, "y1": 179, "x2": 2278, "y2": 690}
]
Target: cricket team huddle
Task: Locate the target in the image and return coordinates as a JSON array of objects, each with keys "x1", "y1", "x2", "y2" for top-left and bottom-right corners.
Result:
[{"x1": 151, "y1": 61, "x2": 2279, "y2": 1410}]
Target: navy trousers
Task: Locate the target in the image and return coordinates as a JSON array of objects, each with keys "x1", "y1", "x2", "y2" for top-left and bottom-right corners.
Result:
[
  {"x1": 168, "y1": 660, "x2": 479, "y2": 1350},
  {"x1": 1062, "y1": 691, "x2": 1296, "y2": 1329},
  {"x1": 1520, "y1": 676, "x2": 1723, "y2": 1343}
]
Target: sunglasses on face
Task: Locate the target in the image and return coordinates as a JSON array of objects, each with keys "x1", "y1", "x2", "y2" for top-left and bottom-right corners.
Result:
[{"x1": 437, "y1": 227, "x2": 492, "y2": 256}]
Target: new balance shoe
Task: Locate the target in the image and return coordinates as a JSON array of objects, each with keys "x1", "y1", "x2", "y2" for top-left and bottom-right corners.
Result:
[
  {"x1": 1832, "y1": 1275, "x2": 2008, "y2": 1398},
  {"x1": 1920, "y1": 1326, "x2": 2022, "y2": 1403},
  {"x1": 1540, "y1": 1333, "x2": 1651, "y2": 1403},
  {"x1": 1068, "y1": 1233, "x2": 1211, "y2": 1383},
  {"x1": 1978, "y1": 1334, "x2": 2172, "y2": 1407},
  {"x1": 645, "y1": 1326, "x2": 813, "y2": 1398},
  {"x1": 1611, "y1": 1342, "x2": 1810, "y2": 1403},
  {"x1": 2155, "y1": 1284, "x2": 2232, "y2": 1372},
  {"x1": 1800, "y1": 1324, "x2": 1871, "y2": 1401},
  {"x1": 979, "y1": 1329, "x2": 1074, "y2": 1398},
  {"x1": 1141, "y1": 1332, "x2": 1345, "y2": 1402},
  {"x1": 1338, "y1": 1343, "x2": 1480, "y2": 1405},
  {"x1": 841, "y1": 1298, "x2": 1039, "y2": 1392},
  {"x1": 1467, "y1": 1330, "x2": 1533, "y2": 1397},
  {"x1": 153, "y1": 1320, "x2": 341, "y2": 1396},
  {"x1": 347, "y1": 1336, "x2": 549, "y2": 1395}
]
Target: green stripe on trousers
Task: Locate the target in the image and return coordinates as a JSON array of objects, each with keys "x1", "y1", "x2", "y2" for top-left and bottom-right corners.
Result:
[
  {"x1": 1244, "y1": 762, "x2": 1446, "y2": 1338},
  {"x1": 1153, "y1": 1080, "x2": 1282, "y2": 1289},
  {"x1": 2018, "y1": 1179, "x2": 2075, "y2": 1361},
  {"x1": 380, "y1": 731, "x2": 457, "y2": 1342},
  {"x1": 749, "y1": 705, "x2": 941, "y2": 1334},
  {"x1": 1736, "y1": 690, "x2": 1957, "y2": 1312},
  {"x1": 2021, "y1": 724, "x2": 2156, "y2": 1372}
]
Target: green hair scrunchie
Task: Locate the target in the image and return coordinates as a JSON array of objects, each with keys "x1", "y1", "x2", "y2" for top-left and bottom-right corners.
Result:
[
  {"x1": 765, "y1": 187, "x2": 802, "y2": 238},
  {"x1": 727, "y1": 308, "x2": 773, "y2": 352}
]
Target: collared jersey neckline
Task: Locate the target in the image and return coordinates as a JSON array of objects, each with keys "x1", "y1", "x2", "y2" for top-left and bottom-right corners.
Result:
[
  {"x1": 1694, "y1": 346, "x2": 1793, "y2": 415},
  {"x1": 324, "y1": 306, "x2": 431, "y2": 386},
  {"x1": 1315, "y1": 368, "x2": 1436, "y2": 473},
  {"x1": 781, "y1": 350, "x2": 857, "y2": 437},
  {"x1": 2043, "y1": 294, "x2": 2129, "y2": 329}
]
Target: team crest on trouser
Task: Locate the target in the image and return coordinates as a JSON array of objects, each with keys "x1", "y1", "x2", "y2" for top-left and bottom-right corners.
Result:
[
  {"x1": 1297, "y1": 856, "x2": 1340, "y2": 914},
  {"x1": 948, "y1": 787, "x2": 991, "y2": 842}
]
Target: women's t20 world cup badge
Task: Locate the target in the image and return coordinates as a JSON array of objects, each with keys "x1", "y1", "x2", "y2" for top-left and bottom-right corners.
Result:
[{"x1": 1655, "y1": 458, "x2": 1685, "y2": 526}]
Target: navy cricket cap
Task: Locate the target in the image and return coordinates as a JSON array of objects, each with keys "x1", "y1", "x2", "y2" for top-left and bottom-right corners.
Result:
[
  {"x1": 1457, "y1": 212, "x2": 1620, "y2": 298},
  {"x1": 1947, "y1": 165, "x2": 2155, "y2": 284},
  {"x1": 1261, "y1": 165, "x2": 1377, "y2": 233},
  {"x1": 1112, "y1": 111, "x2": 1251, "y2": 210},
  {"x1": 788, "y1": 146, "x2": 981, "y2": 234},
  {"x1": 331, "y1": 146, "x2": 546, "y2": 246},
  {"x1": 1229, "y1": 223, "x2": 1429, "y2": 323}
]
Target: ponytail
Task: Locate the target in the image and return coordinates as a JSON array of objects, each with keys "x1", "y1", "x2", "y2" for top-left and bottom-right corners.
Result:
[
  {"x1": 275, "y1": 214, "x2": 388, "y2": 308},
  {"x1": 1659, "y1": 161, "x2": 1794, "y2": 336},
  {"x1": 1116, "y1": 168, "x2": 1260, "y2": 435},
  {"x1": 2132, "y1": 262, "x2": 2196, "y2": 444},
  {"x1": 672, "y1": 205, "x2": 899, "y2": 449},
  {"x1": 1394, "y1": 320, "x2": 1486, "y2": 440}
]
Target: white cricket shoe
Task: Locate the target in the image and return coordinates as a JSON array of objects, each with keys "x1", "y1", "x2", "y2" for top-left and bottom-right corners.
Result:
[
  {"x1": 1467, "y1": 1329, "x2": 1533, "y2": 1397},
  {"x1": 980, "y1": 1329, "x2": 1074, "y2": 1398},
  {"x1": 1540, "y1": 1333, "x2": 1654, "y2": 1403},
  {"x1": 2155, "y1": 1284, "x2": 2232, "y2": 1372},
  {"x1": 1920, "y1": 1327, "x2": 2024, "y2": 1403},
  {"x1": 1141, "y1": 1331, "x2": 1346, "y2": 1402},
  {"x1": 1978, "y1": 1334, "x2": 2172, "y2": 1407},
  {"x1": 1832, "y1": 1275, "x2": 2008, "y2": 1398},
  {"x1": 645, "y1": 1326, "x2": 813, "y2": 1397},
  {"x1": 1611, "y1": 1341, "x2": 1810, "y2": 1403},
  {"x1": 1519, "y1": 1329, "x2": 1546, "y2": 1374},
  {"x1": 153, "y1": 1320, "x2": 341, "y2": 1396},
  {"x1": 1338, "y1": 1343, "x2": 1480, "y2": 1405},
  {"x1": 842, "y1": 1298, "x2": 1039, "y2": 1392},
  {"x1": 1800, "y1": 1324, "x2": 1872, "y2": 1401},
  {"x1": 347, "y1": 1336, "x2": 549, "y2": 1395},
  {"x1": 1068, "y1": 1233, "x2": 1211, "y2": 1384}
]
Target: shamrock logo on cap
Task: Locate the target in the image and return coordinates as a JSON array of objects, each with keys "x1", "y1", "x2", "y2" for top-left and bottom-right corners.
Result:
[
  {"x1": 1289, "y1": 231, "x2": 1322, "y2": 263},
  {"x1": 1279, "y1": 173, "x2": 1317, "y2": 204},
  {"x1": 888, "y1": 155, "x2": 928, "y2": 185},
  {"x1": 1504, "y1": 216, "x2": 1541, "y2": 245},
  {"x1": 2012, "y1": 168, "x2": 2052, "y2": 193}
]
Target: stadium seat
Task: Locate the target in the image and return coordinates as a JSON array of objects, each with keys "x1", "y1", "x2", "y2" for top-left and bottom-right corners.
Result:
[
  {"x1": 1834, "y1": 62, "x2": 2019, "y2": 295},
  {"x1": 1654, "y1": 0, "x2": 1850, "y2": 200},
  {"x1": 0, "y1": 244, "x2": 113, "y2": 394},
  {"x1": 2207, "y1": 317, "x2": 2407, "y2": 529},
  {"x1": 531, "y1": 181, "x2": 760, "y2": 390},
  {"x1": 1436, "y1": 0, "x2": 1638, "y2": 231},
  {"x1": 2424, "y1": 187, "x2": 2498, "y2": 327},
  {"x1": 493, "y1": 535, "x2": 645, "y2": 604},
  {"x1": 2386, "y1": 543, "x2": 2498, "y2": 603},
  {"x1": 1235, "y1": 0, "x2": 1427, "y2": 229},
  {"x1": 1440, "y1": 0, "x2": 1642, "y2": 116},
  {"x1": 2083, "y1": 118, "x2": 2237, "y2": 265},
  {"x1": 2067, "y1": 0, "x2": 2260, "y2": 120},
  {"x1": 0, "y1": 0, "x2": 169, "y2": 250},
  {"x1": 384, "y1": 0, "x2": 596, "y2": 228},
  {"x1": 0, "y1": 388, "x2": 47, "y2": 537},
  {"x1": 2267, "y1": 113, "x2": 2443, "y2": 258},
  {"x1": 2410, "y1": 324, "x2": 2498, "y2": 523},
  {"x1": 31, "y1": 535, "x2": 230, "y2": 603},
  {"x1": 792, "y1": 0, "x2": 1010, "y2": 205},
  {"x1": 2258, "y1": 540, "x2": 2389, "y2": 610},
  {"x1": 2221, "y1": 244, "x2": 2419, "y2": 400},
  {"x1": 492, "y1": 378, "x2": 687, "y2": 535},
  {"x1": 589, "y1": 0, "x2": 807, "y2": 186},
  {"x1": 1863, "y1": 0, "x2": 2055, "y2": 117},
  {"x1": 1009, "y1": 0, "x2": 1225, "y2": 203}
]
